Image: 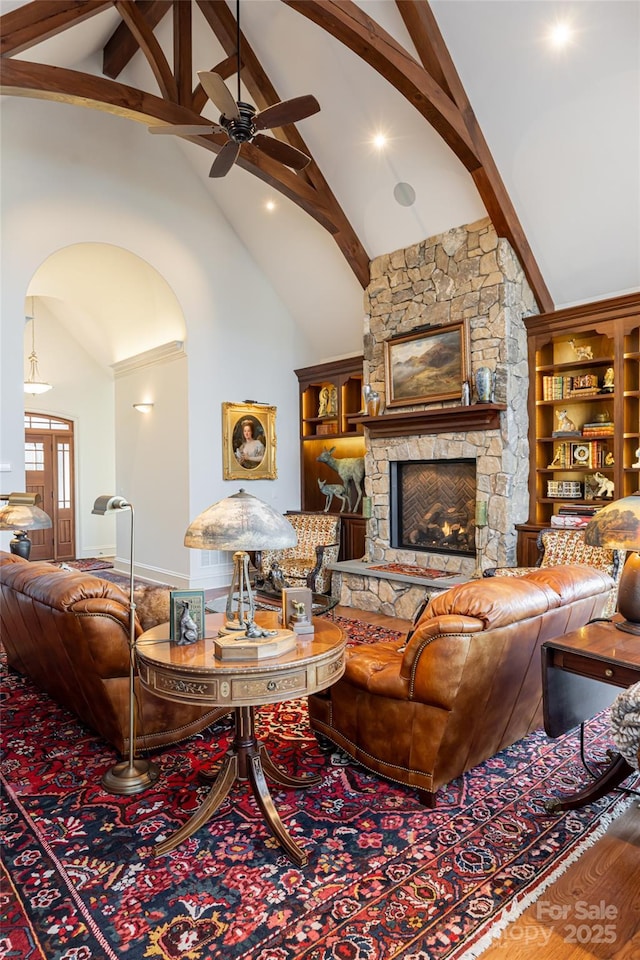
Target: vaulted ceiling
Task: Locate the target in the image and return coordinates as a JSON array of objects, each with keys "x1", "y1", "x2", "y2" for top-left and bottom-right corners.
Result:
[{"x1": 2, "y1": 0, "x2": 638, "y2": 357}]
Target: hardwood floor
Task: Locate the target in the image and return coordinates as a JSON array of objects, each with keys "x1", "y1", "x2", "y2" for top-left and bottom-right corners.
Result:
[{"x1": 335, "y1": 604, "x2": 640, "y2": 958}]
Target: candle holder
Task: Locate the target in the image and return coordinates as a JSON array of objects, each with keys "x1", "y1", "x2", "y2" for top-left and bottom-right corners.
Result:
[{"x1": 472, "y1": 501, "x2": 488, "y2": 579}]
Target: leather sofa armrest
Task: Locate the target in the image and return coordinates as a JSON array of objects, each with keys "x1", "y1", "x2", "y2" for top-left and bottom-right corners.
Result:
[{"x1": 399, "y1": 614, "x2": 485, "y2": 706}]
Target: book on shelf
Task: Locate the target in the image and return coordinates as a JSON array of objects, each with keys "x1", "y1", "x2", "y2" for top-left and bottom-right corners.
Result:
[{"x1": 557, "y1": 504, "x2": 601, "y2": 516}]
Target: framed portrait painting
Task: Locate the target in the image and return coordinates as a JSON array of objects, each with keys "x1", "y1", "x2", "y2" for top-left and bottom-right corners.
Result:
[
  {"x1": 222, "y1": 402, "x2": 277, "y2": 480},
  {"x1": 384, "y1": 320, "x2": 470, "y2": 408}
]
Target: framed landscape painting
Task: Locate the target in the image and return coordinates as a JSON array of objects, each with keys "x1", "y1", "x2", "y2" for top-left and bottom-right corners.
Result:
[{"x1": 384, "y1": 320, "x2": 470, "y2": 408}]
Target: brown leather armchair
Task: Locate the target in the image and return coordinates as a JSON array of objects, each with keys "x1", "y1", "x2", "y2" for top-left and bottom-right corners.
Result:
[
  {"x1": 308, "y1": 565, "x2": 614, "y2": 805},
  {"x1": 1, "y1": 552, "x2": 228, "y2": 755}
]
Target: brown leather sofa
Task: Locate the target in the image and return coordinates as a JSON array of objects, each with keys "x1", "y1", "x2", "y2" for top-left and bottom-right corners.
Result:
[
  {"x1": 0, "y1": 552, "x2": 228, "y2": 755},
  {"x1": 308, "y1": 565, "x2": 615, "y2": 805}
]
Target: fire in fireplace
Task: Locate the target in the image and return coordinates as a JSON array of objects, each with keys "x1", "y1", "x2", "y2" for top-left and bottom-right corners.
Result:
[{"x1": 390, "y1": 459, "x2": 477, "y2": 557}]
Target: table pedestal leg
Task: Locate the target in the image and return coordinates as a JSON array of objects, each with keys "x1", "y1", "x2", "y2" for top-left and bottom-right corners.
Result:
[
  {"x1": 154, "y1": 705, "x2": 320, "y2": 865},
  {"x1": 546, "y1": 752, "x2": 634, "y2": 812}
]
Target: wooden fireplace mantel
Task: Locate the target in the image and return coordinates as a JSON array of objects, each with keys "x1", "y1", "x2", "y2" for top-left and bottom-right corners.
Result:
[{"x1": 349, "y1": 403, "x2": 506, "y2": 438}]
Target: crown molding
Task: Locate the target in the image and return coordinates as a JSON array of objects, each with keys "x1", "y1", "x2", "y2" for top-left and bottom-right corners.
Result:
[{"x1": 111, "y1": 341, "x2": 185, "y2": 377}]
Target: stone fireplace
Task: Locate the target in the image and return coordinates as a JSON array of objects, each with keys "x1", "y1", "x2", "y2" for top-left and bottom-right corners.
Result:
[{"x1": 332, "y1": 217, "x2": 538, "y2": 618}]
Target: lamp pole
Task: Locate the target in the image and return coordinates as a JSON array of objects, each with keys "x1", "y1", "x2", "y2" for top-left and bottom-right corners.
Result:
[{"x1": 93, "y1": 495, "x2": 160, "y2": 795}]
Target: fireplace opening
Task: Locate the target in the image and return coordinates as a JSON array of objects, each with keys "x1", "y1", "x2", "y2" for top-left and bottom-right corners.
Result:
[{"x1": 390, "y1": 459, "x2": 477, "y2": 557}]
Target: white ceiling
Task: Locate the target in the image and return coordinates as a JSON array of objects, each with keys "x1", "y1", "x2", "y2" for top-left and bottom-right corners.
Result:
[{"x1": 3, "y1": 0, "x2": 639, "y2": 361}]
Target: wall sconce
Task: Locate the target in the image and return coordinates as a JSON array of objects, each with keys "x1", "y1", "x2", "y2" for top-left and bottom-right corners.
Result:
[{"x1": 133, "y1": 403, "x2": 154, "y2": 414}]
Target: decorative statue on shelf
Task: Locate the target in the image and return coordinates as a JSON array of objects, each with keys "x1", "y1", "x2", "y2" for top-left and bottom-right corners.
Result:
[
  {"x1": 569, "y1": 339, "x2": 594, "y2": 360},
  {"x1": 555, "y1": 409, "x2": 577, "y2": 433},
  {"x1": 317, "y1": 384, "x2": 338, "y2": 419},
  {"x1": 317, "y1": 477, "x2": 349, "y2": 513},
  {"x1": 592, "y1": 472, "x2": 615, "y2": 499},
  {"x1": 633, "y1": 447, "x2": 640, "y2": 469},
  {"x1": 316, "y1": 447, "x2": 365, "y2": 513},
  {"x1": 602, "y1": 367, "x2": 614, "y2": 392}
]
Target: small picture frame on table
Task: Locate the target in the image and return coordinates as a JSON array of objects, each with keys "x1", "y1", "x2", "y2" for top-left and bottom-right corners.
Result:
[
  {"x1": 282, "y1": 587, "x2": 314, "y2": 635},
  {"x1": 170, "y1": 589, "x2": 206, "y2": 642}
]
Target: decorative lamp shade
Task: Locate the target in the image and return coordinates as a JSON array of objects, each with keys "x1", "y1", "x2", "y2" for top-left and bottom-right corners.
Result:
[
  {"x1": 583, "y1": 491, "x2": 640, "y2": 551},
  {"x1": 184, "y1": 489, "x2": 297, "y2": 551},
  {"x1": 584, "y1": 491, "x2": 640, "y2": 635},
  {"x1": 0, "y1": 502, "x2": 52, "y2": 532}
]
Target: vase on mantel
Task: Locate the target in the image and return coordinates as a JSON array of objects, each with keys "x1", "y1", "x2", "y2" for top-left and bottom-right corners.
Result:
[{"x1": 474, "y1": 367, "x2": 495, "y2": 404}]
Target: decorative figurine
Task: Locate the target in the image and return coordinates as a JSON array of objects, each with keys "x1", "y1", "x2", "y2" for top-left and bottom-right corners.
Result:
[
  {"x1": 316, "y1": 447, "x2": 365, "y2": 513},
  {"x1": 317, "y1": 384, "x2": 338, "y2": 418},
  {"x1": 317, "y1": 477, "x2": 349, "y2": 513},
  {"x1": 592, "y1": 472, "x2": 615, "y2": 499},
  {"x1": 633, "y1": 447, "x2": 640, "y2": 469},
  {"x1": 568, "y1": 339, "x2": 594, "y2": 360},
  {"x1": 176, "y1": 600, "x2": 198, "y2": 646},
  {"x1": 555, "y1": 409, "x2": 577, "y2": 433},
  {"x1": 601, "y1": 367, "x2": 614, "y2": 392}
]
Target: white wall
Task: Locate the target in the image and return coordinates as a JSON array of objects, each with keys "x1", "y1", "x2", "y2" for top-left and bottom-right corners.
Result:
[{"x1": 1, "y1": 97, "x2": 311, "y2": 586}]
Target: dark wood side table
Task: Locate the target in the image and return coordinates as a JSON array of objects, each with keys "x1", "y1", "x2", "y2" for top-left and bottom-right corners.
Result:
[
  {"x1": 136, "y1": 611, "x2": 345, "y2": 866},
  {"x1": 542, "y1": 619, "x2": 640, "y2": 810}
]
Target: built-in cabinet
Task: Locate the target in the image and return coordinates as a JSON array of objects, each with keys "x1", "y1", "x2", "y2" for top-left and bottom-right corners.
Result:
[
  {"x1": 518, "y1": 293, "x2": 640, "y2": 564},
  {"x1": 295, "y1": 356, "x2": 366, "y2": 560}
]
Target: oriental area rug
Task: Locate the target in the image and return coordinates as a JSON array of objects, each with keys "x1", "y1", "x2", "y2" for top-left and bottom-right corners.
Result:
[{"x1": 1, "y1": 616, "x2": 633, "y2": 960}]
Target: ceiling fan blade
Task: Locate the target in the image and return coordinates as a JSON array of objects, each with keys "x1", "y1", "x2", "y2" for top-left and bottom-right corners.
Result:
[
  {"x1": 209, "y1": 140, "x2": 240, "y2": 178},
  {"x1": 197, "y1": 71, "x2": 239, "y2": 120},
  {"x1": 253, "y1": 134, "x2": 311, "y2": 171},
  {"x1": 254, "y1": 95, "x2": 320, "y2": 131},
  {"x1": 148, "y1": 123, "x2": 222, "y2": 136}
]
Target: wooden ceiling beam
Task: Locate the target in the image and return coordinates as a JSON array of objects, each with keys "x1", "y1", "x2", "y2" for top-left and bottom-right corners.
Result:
[
  {"x1": 174, "y1": 0, "x2": 192, "y2": 108},
  {"x1": 283, "y1": 0, "x2": 480, "y2": 171},
  {"x1": 113, "y1": 0, "x2": 177, "y2": 101},
  {"x1": 0, "y1": 57, "x2": 340, "y2": 233},
  {"x1": 196, "y1": 0, "x2": 370, "y2": 285},
  {"x1": 103, "y1": 1, "x2": 171, "y2": 79},
  {"x1": 397, "y1": 1, "x2": 553, "y2": 312},
  {"x1": 0, "y1": 0, "x2": 111, "y2": 56}
]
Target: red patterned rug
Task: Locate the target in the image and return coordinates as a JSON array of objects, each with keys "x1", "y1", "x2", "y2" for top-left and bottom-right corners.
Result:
[
  {"x1": 1, "y1": 618, "x2": 633, "y2": 960},
  {"x1": 369, "y1": 563, "x2": 456, "y2": 579},
  {"x1": 52, "y1": 557, "x2": 114, "y2": 571}
]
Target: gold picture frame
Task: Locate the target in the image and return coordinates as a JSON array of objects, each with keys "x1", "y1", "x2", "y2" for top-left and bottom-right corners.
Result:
[
  {"x1": 222, "y1": 402, "x2": 277, "y2": 480},
  {"x1": 384, "y1": 320, "x2": 470, "y2": 408}
]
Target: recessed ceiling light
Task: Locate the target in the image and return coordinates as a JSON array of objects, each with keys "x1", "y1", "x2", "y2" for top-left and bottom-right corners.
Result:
[
  {"x1": 265, "y1": 199, "x2": 276, "y2": 212},
  {"x1": 549, "y1": 20, "x2": 573, "y2": 49},
  {"x1": 372, "y1": 132, "x2": 387, "y2": 151}
]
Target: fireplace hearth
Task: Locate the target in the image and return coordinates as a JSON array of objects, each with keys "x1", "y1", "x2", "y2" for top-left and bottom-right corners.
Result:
[{"x1": 390, "y1": 459, "x2": 476, "y2": 557}]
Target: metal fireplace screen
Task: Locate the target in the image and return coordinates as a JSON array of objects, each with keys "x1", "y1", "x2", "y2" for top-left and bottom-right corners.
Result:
[{"x1": 390, "y1": 459, "x2": 476, "y2": 557}]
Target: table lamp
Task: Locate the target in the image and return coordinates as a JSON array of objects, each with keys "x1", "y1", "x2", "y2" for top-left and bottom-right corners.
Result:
[
  {"x1": 92, "y1": 495, "x2": 160, "y2": 794},
  {"x1": 584, "y1": 490, "x2": 640, "y2": 635},
  {"x1": 0, "y1": 492, "x2": 52, "y2": 560},
  {"x1": 184, "y1": 489, "x2": 297, "y2": 634}
]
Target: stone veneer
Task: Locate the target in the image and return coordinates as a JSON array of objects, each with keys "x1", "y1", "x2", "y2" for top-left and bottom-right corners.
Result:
[{"x1": 336, "y1": 217, "x2": 538, "y2": 617}]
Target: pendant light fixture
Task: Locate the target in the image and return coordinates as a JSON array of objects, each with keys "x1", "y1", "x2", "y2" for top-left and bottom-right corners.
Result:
[{"x1": 24, "y1": 296, "x2": 52, "y2": 396}]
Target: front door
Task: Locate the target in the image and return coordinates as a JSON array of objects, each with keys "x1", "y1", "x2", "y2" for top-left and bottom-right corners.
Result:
[{"x1": 25, "y1": 414, "x2": 76, "y2": 561}]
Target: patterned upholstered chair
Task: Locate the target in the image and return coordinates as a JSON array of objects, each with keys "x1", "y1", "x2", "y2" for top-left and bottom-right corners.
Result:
[
  {"x1": 253, "y1": 512, "x2": 341, "y2": 595},
  {"x1": 484, "y1": 527, "x2": 625, "y2": 618}
]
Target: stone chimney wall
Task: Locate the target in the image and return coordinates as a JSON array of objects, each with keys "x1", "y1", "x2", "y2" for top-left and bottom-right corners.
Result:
[{"x1": 363, "y1": 217, "x2": 538, "y2": 573}]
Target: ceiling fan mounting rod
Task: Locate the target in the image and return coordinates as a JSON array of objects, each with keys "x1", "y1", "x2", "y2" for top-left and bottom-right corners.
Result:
[{"x1": 236, "y1": 0, "x2": 241, "y2": 105}]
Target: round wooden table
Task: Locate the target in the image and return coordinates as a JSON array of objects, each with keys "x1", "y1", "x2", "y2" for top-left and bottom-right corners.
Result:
[{"x1": 136, "y1": 611, "x2": 345, "y2": 865}]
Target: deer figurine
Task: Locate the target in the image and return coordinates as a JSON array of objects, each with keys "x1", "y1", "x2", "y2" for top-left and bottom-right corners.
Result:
[
  {"x1": 316, "y1": 447, "x2": 365, "y2": 513},
  {"x1": 317, "y1": 477, "x2": 349, "y2": 513}
]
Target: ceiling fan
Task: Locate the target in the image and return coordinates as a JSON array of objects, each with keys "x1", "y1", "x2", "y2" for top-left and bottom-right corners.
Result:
[{"x1": 148, "y1": 1, "x2": 320, "y2": 178}]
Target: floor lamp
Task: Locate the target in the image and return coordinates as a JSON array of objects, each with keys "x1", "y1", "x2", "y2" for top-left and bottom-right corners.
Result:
[{"x1": 92, "y1": 495, "x2": 160, "y2": 794}]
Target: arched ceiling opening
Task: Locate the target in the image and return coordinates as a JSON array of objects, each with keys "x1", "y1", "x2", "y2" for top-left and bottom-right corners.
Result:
[{"x1": 27, "y1": 242, "x2": 185, "y2": 369}]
